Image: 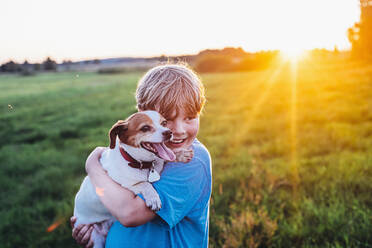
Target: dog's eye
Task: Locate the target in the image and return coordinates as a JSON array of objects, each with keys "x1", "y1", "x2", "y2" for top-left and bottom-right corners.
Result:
[
  {"x1": 161, "y1": 120, "x2": 167, "y2": 127},
  {"x1": 140, "y1": 125, "x2": 151, "y2": 132}
]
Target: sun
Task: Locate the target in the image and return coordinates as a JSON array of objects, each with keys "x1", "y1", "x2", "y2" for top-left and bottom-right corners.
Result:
[{"x1": 280, "y1": 47, "x2": 307, "y2": 62}]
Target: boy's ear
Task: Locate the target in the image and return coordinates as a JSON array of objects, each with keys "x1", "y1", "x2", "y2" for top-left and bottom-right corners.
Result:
[{"x1": 109, "y1": 120, "x2": 128, "y2": 149}]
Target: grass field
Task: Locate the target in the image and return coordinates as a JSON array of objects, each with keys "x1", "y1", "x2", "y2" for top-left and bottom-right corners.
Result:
[{"x1": 1, "y1": 59, "x2": 372, "y2": 247}]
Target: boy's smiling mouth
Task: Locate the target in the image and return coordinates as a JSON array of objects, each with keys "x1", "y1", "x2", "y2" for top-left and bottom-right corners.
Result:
[
  {"x1": 170, "y1": 138, "x2": 186, "y2": 144},
  {"x1": 167, "y1": 138, "x2": 189, "y2": 149}
]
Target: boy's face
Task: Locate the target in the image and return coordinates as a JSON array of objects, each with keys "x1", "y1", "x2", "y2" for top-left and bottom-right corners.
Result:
[{"x1": 162, "y1": 108, "x2": 199, "y2": 151}]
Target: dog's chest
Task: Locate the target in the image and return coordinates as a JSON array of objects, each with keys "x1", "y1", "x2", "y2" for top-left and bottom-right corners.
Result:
[{"x1": 100, "y1": 148, "x2": 161, "y2": 187}]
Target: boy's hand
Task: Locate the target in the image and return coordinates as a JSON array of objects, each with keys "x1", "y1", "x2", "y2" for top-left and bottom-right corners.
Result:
[
  {"x1": 70, "y1": 216, "x2": 94, "y2": 248},
  {"x1": 85, "y1": 147, "x2": 106, "y2": 174},
  {"x1": 174, "y1": 148, "x2": 194, "y2": 163}
]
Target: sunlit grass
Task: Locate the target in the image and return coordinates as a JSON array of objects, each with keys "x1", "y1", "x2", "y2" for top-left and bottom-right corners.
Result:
[
  {"x1": 222, "y1": 64, "x2": 285, "y2": 157},
  {"x1": 201, "y1": 59, "x2": 372, "y2": 247}
]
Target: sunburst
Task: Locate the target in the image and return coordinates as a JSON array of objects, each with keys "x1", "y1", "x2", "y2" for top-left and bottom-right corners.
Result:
[
  {"x1": 289, "y1": 57, "x2": 299, "y2": 196},
  {"x1": 280, "y1": 47, "x2": 307, "y2": 63}
]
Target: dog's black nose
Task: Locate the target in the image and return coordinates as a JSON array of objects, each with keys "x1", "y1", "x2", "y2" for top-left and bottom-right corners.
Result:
[{"x1": 162, "y1": 130, "x2": 172, "y2": 140}]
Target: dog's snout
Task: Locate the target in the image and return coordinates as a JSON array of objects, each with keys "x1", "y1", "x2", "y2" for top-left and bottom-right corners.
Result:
[{"x1": 162, "y1": 130, "x2": 172, "y2": 140}]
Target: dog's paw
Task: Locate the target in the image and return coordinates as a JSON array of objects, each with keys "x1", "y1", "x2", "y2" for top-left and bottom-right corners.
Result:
[
  {"x1": 175, "y1": 148, "x2": 194, "y2": 163},
  {"x1": 145, "y1": 193, "x2": 162, "y2": 211}
]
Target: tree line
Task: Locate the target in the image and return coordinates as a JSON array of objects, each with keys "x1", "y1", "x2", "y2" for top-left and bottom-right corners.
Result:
[
  {"x1": 193, "y1": 47, "x2": 280, "y2": 73},
  {"x1": 348, "y1": 0, "x2": 372, "y2": 60},
  {"x1": 0, "y1": 57, "x2": 58, "y2": 75}
]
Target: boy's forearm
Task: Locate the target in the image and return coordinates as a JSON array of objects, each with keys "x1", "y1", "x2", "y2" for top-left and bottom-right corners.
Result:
[
  {"x1": 87, "y1": 160, "x2": 156, "y2": 226},
  {"x1": 87, "y1": 162, "x2": 133, "y2": 219}
]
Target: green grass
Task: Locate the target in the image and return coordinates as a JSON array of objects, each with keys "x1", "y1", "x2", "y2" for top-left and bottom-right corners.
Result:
[{"x1": 1, "y1": 61, "x2": 372, "y2": 247}]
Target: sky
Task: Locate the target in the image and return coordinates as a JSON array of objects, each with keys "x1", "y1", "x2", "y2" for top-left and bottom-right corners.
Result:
[{"x1": 0, "y1": 0, "x2": 361, "y2": 63}]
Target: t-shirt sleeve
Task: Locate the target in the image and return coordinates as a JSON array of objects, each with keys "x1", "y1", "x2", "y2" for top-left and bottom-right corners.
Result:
[{"x1": 151, "y1": 157, "x2": 210, "y2": 229}]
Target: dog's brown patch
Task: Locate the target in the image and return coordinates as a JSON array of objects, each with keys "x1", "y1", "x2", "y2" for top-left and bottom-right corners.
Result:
[
  {"x1": 109, "y1": 120, "x2": 128, "y2": 149},
  {"x1": 109, "y1": 113, "x2": 155, "y2": 148}
]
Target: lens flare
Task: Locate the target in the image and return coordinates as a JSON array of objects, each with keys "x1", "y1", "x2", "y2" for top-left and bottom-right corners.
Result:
[
  {"x1": 96, "y1": 187, "x2": 105, "y2": 196},
  {"x1": 46, "y1": 219, "x2": 63, "y2": 233},
  {"x1": 280, "y1": 47, "x2": 307, "y2": 62}
]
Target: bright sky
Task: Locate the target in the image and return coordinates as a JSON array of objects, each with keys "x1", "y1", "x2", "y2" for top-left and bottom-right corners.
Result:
[{"x1": 1, "y1": 0, "x2": 360, "y2": 63}]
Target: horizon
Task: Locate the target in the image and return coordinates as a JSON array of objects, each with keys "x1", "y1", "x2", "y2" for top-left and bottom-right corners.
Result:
[
  {"x1": 0, "y1": 46, "x2": 350, "y2": 65},
  {"x1": 1, "y1": 0, "x2": 360, "y2": 64}
]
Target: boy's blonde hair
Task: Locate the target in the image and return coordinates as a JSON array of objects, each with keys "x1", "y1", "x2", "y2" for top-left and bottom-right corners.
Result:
[{"x1": 136, "y1": 64, "x2": 206, "y2": 119}]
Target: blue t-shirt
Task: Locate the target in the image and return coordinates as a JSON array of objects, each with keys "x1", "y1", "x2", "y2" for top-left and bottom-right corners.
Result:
[{"x1": 105, "y1": 139, "x2": 212, "y2": 248}]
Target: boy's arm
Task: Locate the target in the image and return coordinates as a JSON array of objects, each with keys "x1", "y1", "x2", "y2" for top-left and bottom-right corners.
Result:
[{"x1": 85, "y1": 147, "x2": 156, "y2": 227}]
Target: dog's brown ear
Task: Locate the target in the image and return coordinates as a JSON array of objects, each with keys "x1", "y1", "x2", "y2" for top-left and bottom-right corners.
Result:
[{"x1": 109, "y1": 120, "x2": 128, "y2": 149}]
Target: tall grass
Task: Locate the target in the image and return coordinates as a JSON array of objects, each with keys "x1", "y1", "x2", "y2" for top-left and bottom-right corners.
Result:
[{"x1": 0, "y1": 60, "x2": 371, "y2": 247}]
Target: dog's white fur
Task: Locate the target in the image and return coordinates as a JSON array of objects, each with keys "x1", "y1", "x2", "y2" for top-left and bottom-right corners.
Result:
[{"x1": 73, "y1": 111, "x2": 173, "y2": 248}]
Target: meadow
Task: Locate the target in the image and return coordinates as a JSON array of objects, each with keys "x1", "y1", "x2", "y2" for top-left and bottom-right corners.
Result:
[{"x1": 0, "y1": 58, "x2": 371, "y2": 247}]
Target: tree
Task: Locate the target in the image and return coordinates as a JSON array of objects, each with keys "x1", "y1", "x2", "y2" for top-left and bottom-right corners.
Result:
[
  {"x1": 42, "y1": 57, "x2": 57, "y2": 71},
  {"x1": 33, "y1": 63, "x2": 41, "y2": 71},
  {"x1": 22, "y1": 60, "x2": 30, "y2": 70},
  {"x1": 194, "y1": 54, "x2": 233, "y2": 73},
  {"x1": 21, "y1": 60, "x2": 34, "y2": 76},
  {"x1": 62, "y1": 60, "x2": 73, "y2": 71},
  {"x1": 0, "y1": 61, "x2": 21, "y2": 73},
  {"x1": 348, "y1": 0, "x2": 372, "y2": 59}
]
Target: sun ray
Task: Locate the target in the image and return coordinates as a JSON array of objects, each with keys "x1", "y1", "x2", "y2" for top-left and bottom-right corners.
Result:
[
  {"x1": 224, "y1": 63, "x2": 286, "y2": 156},
  {"x1": 289, "y1": 59, "x2": 299, "y2": 197},
  {"x1": 243, "y1": 64, "x2": 285, "y2": 121}
]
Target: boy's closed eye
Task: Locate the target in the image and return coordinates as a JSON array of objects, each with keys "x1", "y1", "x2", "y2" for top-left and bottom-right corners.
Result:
[
  {"x1": 166, "y1": 116, "x2": 197, "y2": 121},
  {"x1": 185, "y1": 116, "x2": 197, "y2": 121}
]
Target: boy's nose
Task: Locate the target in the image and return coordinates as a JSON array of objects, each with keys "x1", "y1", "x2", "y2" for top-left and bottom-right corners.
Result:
[
  {"x1": 172, "y1": 125, "x2": 185, "y2": 135},
  {"x1": 168, "y1": 119, "x2": 186, "y2": 136},
  {"x1": 162, "y1": 130, "x2": 172, "y2": 140}
]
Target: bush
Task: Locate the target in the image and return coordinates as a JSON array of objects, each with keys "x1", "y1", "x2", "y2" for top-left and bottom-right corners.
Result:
[{"x1": 194, "y1": 55, "x2": 233, "y2": 73}]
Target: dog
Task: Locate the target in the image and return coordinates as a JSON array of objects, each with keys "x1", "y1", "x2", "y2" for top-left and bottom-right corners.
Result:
[{"x1": 73, "y1": 110, "x2": 191, "y2": 248}]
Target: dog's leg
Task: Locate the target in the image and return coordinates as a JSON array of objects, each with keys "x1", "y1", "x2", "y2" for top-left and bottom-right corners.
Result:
[
  {"x1": 130, "y1": 182, "x2": 162, "y2": 211},
  {"x1": 91, "y1": 227, "x2": 105, "y2": 248},
  {"x1": 91, "y1": 219, "x2": 115, "y2": 248}
]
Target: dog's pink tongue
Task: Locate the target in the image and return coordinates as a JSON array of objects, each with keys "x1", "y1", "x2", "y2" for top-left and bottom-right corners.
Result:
[{"x1": 153, "y1": 143, "x2": 176, "y2": 161}]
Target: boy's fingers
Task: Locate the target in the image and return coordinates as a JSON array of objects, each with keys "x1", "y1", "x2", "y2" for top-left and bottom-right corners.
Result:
[
  {"x1": 70, "y1": 216, "x2": 76, "y2": 229},
  {"x1": 86, "y1": 238, "x2": 94, "y2": 248},
  {"x1": 93, "y1": 147, "x2": 106, "y2": 158},
  {"x1": 81, "y1": 226, "x2": 94, "y2": 244},
  {"x1": 72, "y1": 224, "x2": 83, "y2": 239},
  {"x1": 72, "y1": 224, "x2": 91, "y2": 243},
  {"x1": 77, "y1": 224, "x2": 91, "y2": 242}
]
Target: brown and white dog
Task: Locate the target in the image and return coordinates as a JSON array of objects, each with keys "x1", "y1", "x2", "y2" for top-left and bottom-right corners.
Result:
[{"x1": 73, "y1": 110, "x2": 191, "y2": 248}]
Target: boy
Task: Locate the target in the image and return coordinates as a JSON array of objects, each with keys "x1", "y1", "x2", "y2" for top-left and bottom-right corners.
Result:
[{"x1": 71, "y1": 64, "x2": 212, "y2": 247}]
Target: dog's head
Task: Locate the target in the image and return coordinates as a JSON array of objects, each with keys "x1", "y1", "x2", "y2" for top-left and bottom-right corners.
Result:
[{"x1": 109, "y1": 110, "x2": 176, "y2": 161}]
